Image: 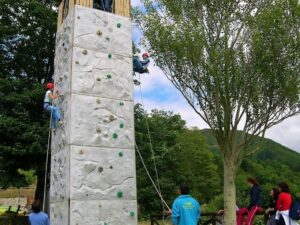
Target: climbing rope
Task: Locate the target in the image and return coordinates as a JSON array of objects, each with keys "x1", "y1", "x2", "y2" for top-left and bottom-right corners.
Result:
[
  {"x1": 42, "y1": 107, "x2": 53, "y2": 211},
  {"x1": 135, "y1": 142, "x2": 171, "y2": 211},
  {"x1": 137, "y1": 74, "x2": 165, "y2": 211}
]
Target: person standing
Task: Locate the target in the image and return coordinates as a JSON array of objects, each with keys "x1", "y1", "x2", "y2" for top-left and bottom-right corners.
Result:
[
  {"x1": 28, "y1": 201, "x2": 50, "y2": 225},
  {"x1": 265, "y1": 187, "x2": 283, "y2": 225},
  {"x1": 171, "y1": 183, "x2": 201, "y2": 225},
  {"x1": 237, "y1": 178, "x2": 263, "y2": 225},
  {"x1": 275, "y1": 182, "x2": 298, "y2": 225}
]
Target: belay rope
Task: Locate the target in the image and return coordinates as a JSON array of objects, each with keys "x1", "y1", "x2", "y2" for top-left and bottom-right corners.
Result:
[
  {"x1": 136, "y1": 74, "x2": 171, "y2": 215},
  {"x1": 43, "y1": 106, "x2": 53, "y2": 211}
]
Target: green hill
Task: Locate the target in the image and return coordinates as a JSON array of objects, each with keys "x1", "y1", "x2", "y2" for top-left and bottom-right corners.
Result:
[{"x1": 200, "y1": 129, "x2": 300, "y2": 201}]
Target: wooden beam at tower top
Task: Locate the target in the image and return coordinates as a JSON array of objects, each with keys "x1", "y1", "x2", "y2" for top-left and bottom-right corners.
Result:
[{"x1": 57, "y1": 0, "x2": 131, "y2": 30}]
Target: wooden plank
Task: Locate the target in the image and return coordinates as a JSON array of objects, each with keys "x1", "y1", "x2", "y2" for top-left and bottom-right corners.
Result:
[
  {"x1": 57, "y1": 1, "x2": 64, "y2": 30},
  {"x1": 114, "y1": 0, "x2": 130, "y2": 17},
  {"x1": 69, "y1": 0, "x2": 75, "y2": 12}
]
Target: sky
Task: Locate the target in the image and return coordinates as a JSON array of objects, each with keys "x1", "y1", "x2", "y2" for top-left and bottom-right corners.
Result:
[{"x1": 131, "y1": 0, "x2": 300, "y2": 153}]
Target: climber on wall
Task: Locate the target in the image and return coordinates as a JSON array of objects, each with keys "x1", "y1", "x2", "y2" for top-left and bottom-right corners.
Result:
[
  {"x1": 93, "y1": 0, "x2": 113, "y2": 12},
  {"x1": 133, "y1": 53, "x2": 151, "y2": 74},
  {"x1": 44, "y1": 82, "x2": 63, "y2": 130}
]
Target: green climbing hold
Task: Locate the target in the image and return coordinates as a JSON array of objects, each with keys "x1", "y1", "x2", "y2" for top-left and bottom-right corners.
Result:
[
  {"x1": 107, "y1": 74, "x2": 112, "y2": 79},
  {"x1": 104, "y1": 223, "x2": 108, "y2": 225},
  {"x1": 117, "y1": 191, "x2": 123, "y2": 198},
  {"x1": 130, "y1": 211, "x2": 135, "y2": 217},
  {"x1": 119, "y1": 102, "x2": 124, "y2": 106},
  {"x1": 119, "y1": 152, "x2": 123, "y2": 157},
  {"x1": 109, "y1": 165, "x2": 113, "y2": 169},
  {"x1": 119, "y1": 123, "x2": 124, "y2": 128},
  {"x1": 117, "y1": 23, "x2": 121, "y2": 28},
  {"x1": 108, "y1": 53, "x2": 112, "y2": 59},
  {"x1": 113, "y1": 133, "x2": 118, "y2": 139}
]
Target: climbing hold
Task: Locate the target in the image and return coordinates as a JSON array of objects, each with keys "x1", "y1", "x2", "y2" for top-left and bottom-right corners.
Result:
[
  {"x1": 96, "y1": 128, "x2": 101, "y2": 133},
  {"x1": 99, "y1": 204, "x2": 101, "y2": 208},
  {"x1": 113, "y1": 133, "x2": 118, "y2": 139},
  {"x1": 82, "y1": 49, "x2": 88, "y2": 55},
  {"x1": 98, "y1": 166, "x2": 103, "y2": 173},
  {"x1": 79, "y1": 149, "x2": 84, "y2": 155},
  {"x1": 119, "y1": 102, "x2": 124, "y2": 106},
  {"x1": 105, "y1": 37, "x2": 110, "y2": 41},
  {"x1": 109, "y1": 165, "x2": 113, "y2": 169},
  {"x1": 96, "y1": 30, "x2": 102, "y2": 36},
  {"x1": 119, "y1": 123, "x2": 124, "y2": 128},
  {"x1": 107, "y1": 74, "x2": 112, "y2": 79},
  {"x1": 86, "y1": 194, "x2": 89, "y2": 196},
  {"x1": 97, "y1": 77, "x2": 101, "y2": 81},
  {"x1": 130, "y1": 211, "x2": 135, "y2": 217},
  {"x1": 117, "y1": 23, "x2": 121, "y2": 28},
  {"x1": 109, "y1": 115, "x2": 115, "y2": 121},
  {"x1": 108, "y1": 54, "x2": 112, "y2": 59},
  {"x1": 77, "y1": 16, "x2": 80, "y2": 19},
  {"x1": 104, "y1": 223, "x2": 108, "y2": 225},
  {"x1": 118, "y1": 152, "x2": 123, "y2": 157},
  {"x1": 59, "y1": 77, "x2": 63, "y2": 81},
  {"x1": 117, "y1": 191, "x2": 123, "y2": 198},
  {"x1": 75, "y1": 61, "x2": 79, "y2": 64}
]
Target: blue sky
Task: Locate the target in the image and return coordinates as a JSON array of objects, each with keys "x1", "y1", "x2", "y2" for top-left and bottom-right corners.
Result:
[{"x1": 131, "y1": 0, "x2": 300, "y2": 153}]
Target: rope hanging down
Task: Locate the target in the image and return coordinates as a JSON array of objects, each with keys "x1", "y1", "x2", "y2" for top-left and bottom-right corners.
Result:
[
  {"x1": 137, "y1": 74, "x2": 171, "y2": 211},
  {"x1": 43, "y1": 107, "x2": 53, "y2": 211}
]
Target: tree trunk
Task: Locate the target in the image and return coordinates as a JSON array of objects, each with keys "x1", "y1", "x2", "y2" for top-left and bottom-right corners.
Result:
[{"x1": 223, "y1": 156, "x2": 237, "y2": 225}]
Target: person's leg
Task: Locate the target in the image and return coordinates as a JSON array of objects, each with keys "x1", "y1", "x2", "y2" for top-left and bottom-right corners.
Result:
[
  {"x1": 237, "y1": 207, "x2": 248, "y2": 225},
  {"x1": 93, "y1": 0, "x2": 102, "y2": 9},
  {"x1": 245, "y1": 206, "x2": 262, "y2": 225},
  {"x1": 133, "y1": 58, "x2": 144, "y2": 73},
  {"x1": 104, "y1": 0, "x2": 112, "y2": 12}
]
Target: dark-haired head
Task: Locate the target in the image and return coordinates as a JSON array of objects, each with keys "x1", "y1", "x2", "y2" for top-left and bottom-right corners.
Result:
[
  {"x1": 278, "y1": 182, "x2": 290, "y2": 193},
  {"x1": 247, "y1": 177, "x2": 259, "y2": 186},
  {"x1": 180, "y1": 183, "x2": 190, "y2": 195},
  {"x1": 271, "y1": 187, "x2": 280, "y2": 199},
  {"x1": 32, "y1": 200, "x2": 41, "y2": 213}
]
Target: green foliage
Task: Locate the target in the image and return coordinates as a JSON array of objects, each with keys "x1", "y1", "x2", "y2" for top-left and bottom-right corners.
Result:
[
  {"x1": 17, "y1": 169, "x2": 36, "y2": 185},
  {"x1": 0, "y1": 0, "x2": 57, "y2": 191},
  {"x1": 135, "y1": 105, "x2": 221, "y2": 217}
]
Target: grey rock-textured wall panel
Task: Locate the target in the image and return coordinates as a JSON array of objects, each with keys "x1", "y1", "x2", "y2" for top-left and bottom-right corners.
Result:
[
  {"x1": 70, "y1": 94, "x2": 134, "y2": 148},
  {"x1": 70, "y1": 146, "x2": 136, "y2": 200},
  {"x1": 72, "y1": 47, "x2": 133, "y2": 100},
  {"x1": 74, "y1": 6, "x2": 132, "y2": 56},
  {"x1": 70, "y1": 200, "x2": 137, "y2": 225},
  {"x1": 51, "y1": 5, "x2": 137, "y2": 225}
]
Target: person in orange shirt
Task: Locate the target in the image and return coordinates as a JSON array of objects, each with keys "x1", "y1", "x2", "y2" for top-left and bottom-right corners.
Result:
[{"x1": 275, "y1": 182, "x2": 298, "y2": 225}]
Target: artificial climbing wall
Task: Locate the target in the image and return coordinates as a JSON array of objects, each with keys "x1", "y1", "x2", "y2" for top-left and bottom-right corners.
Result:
[{"x1": 50, "y1": 5, "x2": 137, "y2": 225}]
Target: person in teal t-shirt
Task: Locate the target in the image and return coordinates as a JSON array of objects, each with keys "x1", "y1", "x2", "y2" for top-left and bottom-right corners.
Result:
[{"x1": 171, "y1": 183, "x2": 201, "y2": 225}]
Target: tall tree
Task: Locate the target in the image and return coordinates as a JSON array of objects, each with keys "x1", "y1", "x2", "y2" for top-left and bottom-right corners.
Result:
[
  {"x1": 134, "y1": 0, "x2": 300, "y2": 223},
  {"x1": 0, "y1": 0, "x2": 57, "y2": 200}
]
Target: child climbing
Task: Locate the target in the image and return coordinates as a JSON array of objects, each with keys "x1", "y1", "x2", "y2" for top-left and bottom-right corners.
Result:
[
  {"x1": 93, "y1": 0, "x2": 113, "y2": 12},
  {"x1": 44, "y1": 82, "x2": 63, "y2": 130},
  {"x1": 133, "y1": 53, "x2": 150, "y2": 74}
]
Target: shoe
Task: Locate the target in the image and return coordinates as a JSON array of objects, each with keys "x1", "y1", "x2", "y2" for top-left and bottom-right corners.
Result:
[{"x1": 58, "y1": 120, "x2": 63, "y2": 127}]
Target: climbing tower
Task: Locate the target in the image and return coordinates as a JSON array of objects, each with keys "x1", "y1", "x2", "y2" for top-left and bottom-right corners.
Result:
[{"x1": 50, "y1": 1, "x2": 137, "y2": 224}]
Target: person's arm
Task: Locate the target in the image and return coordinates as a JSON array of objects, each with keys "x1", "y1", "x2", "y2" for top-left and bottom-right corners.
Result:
[
  {"x1": 171, "y1": 200, "x2": 180, "y2": 225},
  {"x1": 48, "y1": 91, "x2": 60, "y2": 100}
]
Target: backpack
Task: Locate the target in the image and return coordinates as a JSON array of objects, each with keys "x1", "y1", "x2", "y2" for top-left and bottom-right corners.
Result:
[{"x1": 289, "y1": 199, "x2": 300, "y2": 220}]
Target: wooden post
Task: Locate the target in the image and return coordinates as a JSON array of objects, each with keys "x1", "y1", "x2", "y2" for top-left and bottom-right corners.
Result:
[
  {"x1": 57, "y1": 1, "x2": 64, "y2": 30},
  {"x1": 114, "y1": 0, "x2": 130, "y2": 17}
]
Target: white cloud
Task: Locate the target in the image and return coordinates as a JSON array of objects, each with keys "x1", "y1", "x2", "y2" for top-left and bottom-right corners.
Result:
[
  {"x1": 134, "y1": 64, "x2": 300, "y2": 153},
  {"x1": 131, "y1": 0, "x2": 142, "y2": 7}
]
